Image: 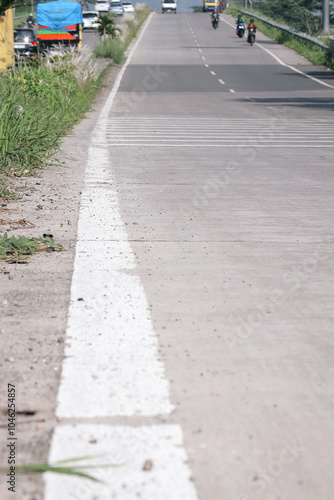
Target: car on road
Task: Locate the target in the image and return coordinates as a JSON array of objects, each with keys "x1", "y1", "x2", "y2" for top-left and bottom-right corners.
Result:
[
  {"x1": 83, "y1": 11, "x2": 99, "y2": 29},
  {"x1": 162, "y1": 0, "x2": 177, "y2": 13},
  {"x1": 13, "y1": 27, "x2": 39, "y2": 60},
  {"x1": 95, "y1": 0, "x2": 110, "y2": 14},
  {"x1": 109, "y1": 1, "x2": 124, "y2": 16},
  {"x1": 122, "y1": 1, "x2": 135, "y2": 12}
]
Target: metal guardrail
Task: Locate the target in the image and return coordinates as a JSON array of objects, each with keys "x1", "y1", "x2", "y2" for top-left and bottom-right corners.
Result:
[{"x1": 239, "y1": 9, "x2": 330, "y2": 51}]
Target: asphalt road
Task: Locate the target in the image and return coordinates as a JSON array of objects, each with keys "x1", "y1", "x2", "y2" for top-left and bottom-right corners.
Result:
[{"x1": 46, "y1": 13, "x2": 334, "y2": 500}]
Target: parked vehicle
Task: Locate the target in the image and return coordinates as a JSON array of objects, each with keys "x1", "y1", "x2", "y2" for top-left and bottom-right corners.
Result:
[
  {"x1": 37, "y1": 1, "x2": 83, "y2": 51},
  {"x1": 95, "y1": 0, "x2": 110, "y2": 14},
  {"x1": 162, "y1": 0, "x2": 177, "y2": 14},
  {"x1": 236, "y1": 22, "x2": 245, "y2": 38},
  {"x1": 122, "y1": 2, "x2": 135, "y2": 13},
  {"x1": 109, "y1": 2, "x2": 124, "y2": 16},
  {"x1": 83, "y1": 11, "x2": 99, "y2": 29},
  {"x1": 13, "y1": 27, "x2": 39, "y2": 60}
]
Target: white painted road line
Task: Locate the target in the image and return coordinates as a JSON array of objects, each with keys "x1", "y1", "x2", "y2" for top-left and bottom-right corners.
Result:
[
  {"x1": 221, "y1": 16, "x2": 334, "y2": 89},
  {"x1": 205, "y1": 63, "x2": 209, "y2": 67},
  {"x1": 45, "y1": 11, "x2": 199, "y2": 500},
  {"x1": 210, "y1": 71, "x2": 216, "y2": 75},
  {"x1": 229, "y1": 89, "x2": 236, "y2": 93},
  {"x1": 219, "y1": 79, "x2": 225, "y2": 84},
  {"x1": 45, "y1": 425, "x2": 199, "y2": 500}
]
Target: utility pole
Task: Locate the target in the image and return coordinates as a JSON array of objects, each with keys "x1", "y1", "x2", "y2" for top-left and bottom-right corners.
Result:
[{"x1": 323, "y1": 0, "x2": 329, "y2": 32}]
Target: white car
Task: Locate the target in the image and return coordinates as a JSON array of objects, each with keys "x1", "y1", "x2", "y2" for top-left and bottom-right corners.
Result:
[
  {"x1": 83, "y1": 11, "x2": 99, "y2": 29},
  {"x1": 122, "y1": 2, "x2": 135, "y2": 12},
  {"x1": 109, "y1": 1, "x2": 124, "y2": 16},
  {"x1": 95, "y1": 0, "x2": 110, "y2": 13}
]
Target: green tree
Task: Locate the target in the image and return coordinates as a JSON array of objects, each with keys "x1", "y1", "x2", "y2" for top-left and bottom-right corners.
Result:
[
  {"x1": 96, "y1": 13, "x2": 122, "y2": 38},
  {"x1": 255, "y1": 0, "x2": 323, "y2": 34},
  {"x1": 0, "y1": 0, "x2": 18, "y2": 17}
]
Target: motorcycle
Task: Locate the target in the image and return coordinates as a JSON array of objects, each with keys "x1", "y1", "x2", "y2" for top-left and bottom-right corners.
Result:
[
  {"x1": 247, "y1": 26, "x2": 256, "y2": 45},
  {"x1": 236, "y1": 22, "x2": 245, "y2": 38},
  {"x1": 211, "y1": 14, "x2": 219, "y2": 30}
]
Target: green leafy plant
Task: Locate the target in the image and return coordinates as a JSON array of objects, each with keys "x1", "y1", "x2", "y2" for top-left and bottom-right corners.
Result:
[
  {"x1": 1, "y1": 455, "x2": 123, "y2": 482},
  {"x1": 0, "y1": 232, "x2": 64, "y2": 262},
  {"x1": 0, "y1": 47, "x2": 102, "y2": 177},
  {"x1": 96, "y1": 13, "x2": 122, "y2": 38}
]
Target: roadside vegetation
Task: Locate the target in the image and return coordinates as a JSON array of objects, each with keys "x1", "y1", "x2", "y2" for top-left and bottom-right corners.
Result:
[
  {"x1": 93, "y1": 5, "x2": 151, "y2": 61},
  {"x1": 0, "y1": 47, "x2": 103, "y2": 200},
  {"x1": 226, "y1": 4, "x2": 334, "y2": 69},
  {"x1": 0, "y1": 233, "x2": 63, "y2": 263},
  {"x1": 0, "y1": 4, "x2": 151, "y2": 202}
]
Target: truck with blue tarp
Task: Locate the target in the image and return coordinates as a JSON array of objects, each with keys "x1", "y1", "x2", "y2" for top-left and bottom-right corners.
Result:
[{"x1": 37, "y1": 1, "x2": 83, "y2": 50}]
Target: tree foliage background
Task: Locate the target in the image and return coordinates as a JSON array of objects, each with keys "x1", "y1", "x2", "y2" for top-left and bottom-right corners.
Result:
[
  {"x1": 253, "y1": 0, "x2": 325, "y2": 34},
  {"x1": 0, "y1": 0, "x2": 18, "y2": 17}
]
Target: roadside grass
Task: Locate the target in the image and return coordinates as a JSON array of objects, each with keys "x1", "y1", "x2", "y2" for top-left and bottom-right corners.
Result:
[
  {"x1": 93, "y1": 5, "x2": 151, "y2": 61},
  {"x1": 0, "y1": 47, "x2": 103, "y2": 182},
  {"x1": 226, "y1": 7, "x2": 334, "y2": 69},
  {"x1": 0, "y1": 179, "x2": 21, "y2": 201},
  {"x1": 93, "y1": 36, "x2": 124, "y2": 62},
  {"x1": 1, "y1": 455, "x2": 117, "y2": 482},
  {"x1": 0, "y1": 232, "x2": 63, "y2": 263}
]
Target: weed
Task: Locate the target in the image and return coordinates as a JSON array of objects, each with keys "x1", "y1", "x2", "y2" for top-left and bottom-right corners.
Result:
[
  {"x1": 0, "y1": 232, "x2": 64, "y2": 263},
  {"x1": 0, "y1": 455, "x2": 119, "y2": 482},
  {"x1": 0, "y1": 47, "x2": 103, "y2": 179},
  {"x1": 0, "y1": 178, "x2": 20, "y2": 201},
  {"x1": 93, "y1": 36, "x2": 124, "y2": 63},
  {"x1": 93, "y1": 5, "x2": 151, "y2": 61}
]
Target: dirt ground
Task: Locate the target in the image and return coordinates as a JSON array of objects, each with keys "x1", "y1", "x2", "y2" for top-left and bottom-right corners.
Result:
[{"x1": 0, "y1": 62, "x2": 120, "y2": 500}]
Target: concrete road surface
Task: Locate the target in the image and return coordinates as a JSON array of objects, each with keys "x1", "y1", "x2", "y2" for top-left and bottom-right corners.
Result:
[{"x1": 45, "y1": 13, "x2": 334, "y2": 500}]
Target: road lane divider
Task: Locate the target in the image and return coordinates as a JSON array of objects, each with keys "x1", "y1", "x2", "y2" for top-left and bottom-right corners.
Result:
[{"x1": 44, "y1": 11, "x2": 199, "y2": 500}]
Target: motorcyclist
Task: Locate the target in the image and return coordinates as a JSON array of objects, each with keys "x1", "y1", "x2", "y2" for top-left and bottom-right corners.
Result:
[
  {"x1": 235, "y1": 14, "x2": 245, "y2": 34},
  {"x1": 219, "y1": 1, "x2": 225, "y2": 13},
  {"x1": 247, "y1": 18, "x2": 257, "y2": 42},
  {"x1": 26, "y1": 13, "x2": 35, "y2": 27},
  {"x1": 211, "y1": 8, "x2": 220, "y2": 24}
]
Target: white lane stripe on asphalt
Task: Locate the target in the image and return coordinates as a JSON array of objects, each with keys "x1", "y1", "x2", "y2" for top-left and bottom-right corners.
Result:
[
  {"x1": 210, "y1": 70, "x2": 216, "y2": 75},
  {"x1": 219, "y1": 79, "x2": 225, "y2": 84},
  {"x1": 46, "y1": 10, "x2": 198, "y2": 500},
  {"x1": 54, "y1": 12, "x2": 175, "y2": 417},
  {"x1": 56, "y1": 141, "x2": 174, "y2": 419},
  {"x1": 221, "y1": 16, "x2": 334, "y2": 90},
  {"x1": 45, "y1": 425, "x2": 199, "y2": 500},
  {"x1": 104, "y1": 144, "x2": 334, "y2": 148}
]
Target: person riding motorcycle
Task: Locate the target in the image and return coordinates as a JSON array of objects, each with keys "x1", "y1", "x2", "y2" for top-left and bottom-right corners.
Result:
[
  {"x1": 235, "y1": 14, "x2": 245, "y2": 35},
  {"x1": 26, "y1": 13, "x2": 35, "y2": 28},
  {"x1": 211, "y1": 8, "x2": 220, "y2": 23},
  {"x1": 247, "y1": 18, "x2": 257, "y2": 43}
]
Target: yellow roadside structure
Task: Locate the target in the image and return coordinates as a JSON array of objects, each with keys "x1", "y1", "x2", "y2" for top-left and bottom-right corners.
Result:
[{"x1": 0, "y1": 8, "x2": 14, "y2": 72}]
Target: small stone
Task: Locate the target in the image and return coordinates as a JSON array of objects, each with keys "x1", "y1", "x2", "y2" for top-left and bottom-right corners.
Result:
[{"x1": 142, "y1": 460, "x2": 153, "y2": 471}]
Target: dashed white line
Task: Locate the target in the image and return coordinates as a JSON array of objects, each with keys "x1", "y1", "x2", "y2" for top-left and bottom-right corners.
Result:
[
  {"x1": 220, "y1": 16, "x2": 334, "y2": 89},
  {"x1": 229, "y1": 88, "x2": 236, "y2": 93},
  {"x1": 219, "y1": 79, "x2": 225, "y2": 84},
  {"x1": 210, "y1": 71, "x2": 216, "y2": 76},
  {"x1": 205, "y1": 63, "x2": 209, "y2": 67},
  {"x1": 201, "y1": 56, "x2": 206, "y2": 60}
]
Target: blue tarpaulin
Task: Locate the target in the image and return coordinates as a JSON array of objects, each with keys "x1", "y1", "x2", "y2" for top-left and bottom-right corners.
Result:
[{"x1": 37, "y1": 1, "x2": 83, "y2": 29}]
